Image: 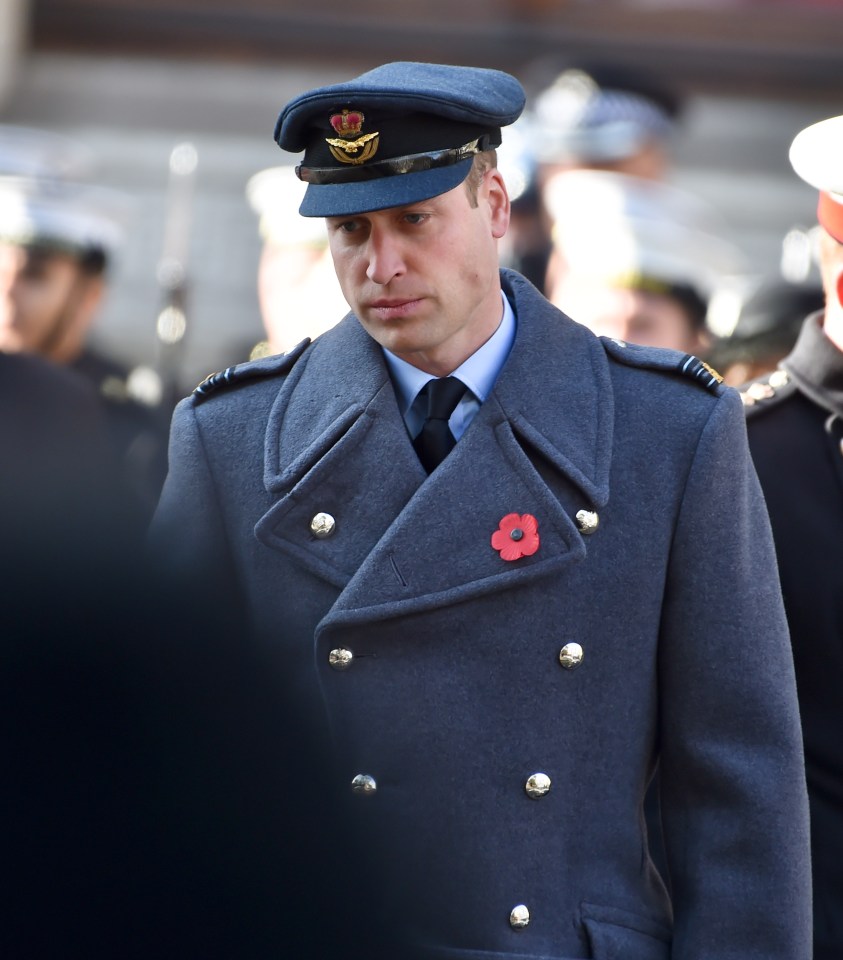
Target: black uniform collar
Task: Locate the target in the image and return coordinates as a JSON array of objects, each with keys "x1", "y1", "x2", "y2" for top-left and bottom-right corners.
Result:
[{"x1": 782, "y1": 311, "x2": 843, "y2": 419}]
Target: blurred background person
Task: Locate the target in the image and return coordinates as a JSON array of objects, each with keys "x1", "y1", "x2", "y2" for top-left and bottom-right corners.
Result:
[
  {"x1": 708, "y1": 278, "x2": 824, "y2": 385},
  {"x1": 742, "y1": 112, "x2": 843, "y2": 960},
  {"x1": 0, "y1": 126, "x2": 170, "y2": 528},
  {"x1": 708, "y1": 213, "x2": 827, "y2": 385},
  {"x1": 542, "y1": 168, "x2": 745, "y2": 355},
  {"x1": 244, "y1": 162, "x2": 347, "y2": 359},
  {"x1": 498, "y1": 60, "x2": 685, "y2": 292},
  {"x1": 529, "y1": 60, "x2": 684, "y2": 182},
  {"x1": 0, "y1": 348, "x2": 123, "y2": 576}
]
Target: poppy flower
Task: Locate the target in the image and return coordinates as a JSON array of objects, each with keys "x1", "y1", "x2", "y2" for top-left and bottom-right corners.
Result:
[{"x1": 491, "y1": 513, "x2": 540, "y2": 561}]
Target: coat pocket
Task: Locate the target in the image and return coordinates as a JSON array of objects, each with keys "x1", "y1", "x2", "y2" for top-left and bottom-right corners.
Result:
[{"x1": 581, "y1": 901, "x2": 671, "y2": 960}]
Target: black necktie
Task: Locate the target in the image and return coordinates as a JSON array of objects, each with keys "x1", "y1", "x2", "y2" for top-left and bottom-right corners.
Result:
[{"x1": 412, "y1": 376, "x2": 468, "y2": 473}]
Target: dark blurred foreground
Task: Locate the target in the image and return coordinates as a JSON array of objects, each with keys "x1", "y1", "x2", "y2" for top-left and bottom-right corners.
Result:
[
  {"x1": 1, "y1": 359, "x2": 397, "y2": 958},
  {"x1": 2, "y1": 554, "x2": 400, "y2": 959}
]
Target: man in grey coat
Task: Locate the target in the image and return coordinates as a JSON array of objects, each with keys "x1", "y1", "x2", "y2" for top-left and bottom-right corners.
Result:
[{"x1": 150, "y1": 62, "x2": 811, "y2": 958}]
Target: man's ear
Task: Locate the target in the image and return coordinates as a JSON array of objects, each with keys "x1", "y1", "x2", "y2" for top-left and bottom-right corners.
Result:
[{"x1": 486, "y1": 169, "x2": 510, "y2": 240}]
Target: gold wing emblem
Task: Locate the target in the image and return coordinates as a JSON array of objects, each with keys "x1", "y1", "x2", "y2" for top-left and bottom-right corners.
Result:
[
  {"x1": 325, "y1": 131, "x2": 379, "y2": 152},
  {"x1": 326, "y1": 130, "x2": 380, "y2": 165}
]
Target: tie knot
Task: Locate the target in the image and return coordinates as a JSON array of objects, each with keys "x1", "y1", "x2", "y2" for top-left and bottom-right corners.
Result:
[{"x1": 422, "y1": 376, "x2": 467, "y2": 421}]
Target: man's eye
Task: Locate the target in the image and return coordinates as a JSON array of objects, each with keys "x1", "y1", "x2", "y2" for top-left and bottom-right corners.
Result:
[
  {"x1": 328, "y1": 219, "x2": 358, "y2": 234},
  {"x1": 404, "y1": 213, "x2": 425, "y2": 225}
]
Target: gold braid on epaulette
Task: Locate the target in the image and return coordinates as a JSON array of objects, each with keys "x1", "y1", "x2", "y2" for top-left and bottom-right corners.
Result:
[
  {"x1": 678, "y1": 354, "x2": 724, "y2": 392},
  {"x1": 191, "y1": 338, "x2": 311, "y2": 403}
]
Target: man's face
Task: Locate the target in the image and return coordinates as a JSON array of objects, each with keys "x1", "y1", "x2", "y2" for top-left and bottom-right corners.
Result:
[
  {"x1": 550, "y1": 279, "x2": 707, "y2": 354},
  {"x1": 0, "y1": 243, "x2": 92, "y2": 359},
  {"x1": 325, "y1": 170, "x2": 509, "y2": 377}
]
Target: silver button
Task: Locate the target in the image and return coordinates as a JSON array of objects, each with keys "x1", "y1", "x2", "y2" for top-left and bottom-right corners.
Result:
[
  {"x1": 310, "y1": 512, "x2": 336, "y2": 538},
  {"x1": 350, "y1": 774, "x2": 377, "y2": 796},
  {"x1": 559, "y1": 642, "x2": 584, "y2": 670},
  {"x1": 575, "y1": 509, "x2": 599, "y2": 534},
  {"x1": 329, "y1": 648, "x2": 353, "y2": 670},
  {"x1": 509, "y1": 904, "x2": 530, "y2": 929},
  {"x1": 525, "y1": 773, "x2": 551, "y2": 799}
]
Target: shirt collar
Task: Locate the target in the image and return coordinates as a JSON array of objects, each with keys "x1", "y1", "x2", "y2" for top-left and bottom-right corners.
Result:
[{"x1": 383, "y1": 291, "x2": 516, "y2": 416}]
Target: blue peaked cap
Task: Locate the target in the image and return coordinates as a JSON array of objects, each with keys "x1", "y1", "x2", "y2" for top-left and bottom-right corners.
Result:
[{"x1": 274, "y1": 62, "x2": 526, "y2": 217}]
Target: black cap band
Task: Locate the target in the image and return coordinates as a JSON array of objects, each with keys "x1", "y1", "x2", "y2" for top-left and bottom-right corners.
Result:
[{"x1": 296, "y1": 136, "x2": 492, "y2": 186}]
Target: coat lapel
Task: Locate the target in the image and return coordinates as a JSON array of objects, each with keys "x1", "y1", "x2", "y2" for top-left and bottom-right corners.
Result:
[
  {"x1": 254, "y1": 314, "x2": 425, "y2": 588},
  {"x1": 255, "y1": 272, "x2": 615, "y2": 626}
]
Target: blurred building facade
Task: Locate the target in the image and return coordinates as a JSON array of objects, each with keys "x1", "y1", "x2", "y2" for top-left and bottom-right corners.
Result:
[{"x1": 0, "y1": 0, "x2": 840, "y2": 389}]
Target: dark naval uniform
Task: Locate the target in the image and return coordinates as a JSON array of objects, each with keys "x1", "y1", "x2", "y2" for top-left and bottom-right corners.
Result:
[
  {"x1": 151, "y1": 268, "x2": 810, "y2": 959},
  {"x1": 71, "y1": 347, "x2": 170, "y2": 527},
  {"x1": 743, "y1": 311, "x2": 843, "y2": 960},
  {"x1": 1, "y1": 351, "x2": 120, "y2": 566}
]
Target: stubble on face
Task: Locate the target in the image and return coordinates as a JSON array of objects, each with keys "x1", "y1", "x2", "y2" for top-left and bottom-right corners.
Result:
[{"x1": 326, "y1": 175, "x2": 507, "y2": 376}]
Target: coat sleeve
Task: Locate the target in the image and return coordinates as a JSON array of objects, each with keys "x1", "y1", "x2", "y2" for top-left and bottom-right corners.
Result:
[
  {"x1": 146, "y1": 398, "x2": 245, "y2": 619},
  {"x1": 657, "y1": 387, "x2": 812, "y2": 959}
]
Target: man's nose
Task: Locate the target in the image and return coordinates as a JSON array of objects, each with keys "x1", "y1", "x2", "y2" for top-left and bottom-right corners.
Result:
[{"x1": 365, "y1": 228, "x2": 405, "y2": 285}]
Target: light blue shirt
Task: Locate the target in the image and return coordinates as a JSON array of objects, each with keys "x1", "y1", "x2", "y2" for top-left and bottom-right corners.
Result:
[{"x1": 383, "y1": 292, "x2": 516, "y2": 441}]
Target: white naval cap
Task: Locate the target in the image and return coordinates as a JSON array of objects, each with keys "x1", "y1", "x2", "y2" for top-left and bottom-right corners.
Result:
[
  {"x1": 789, "y1": 114, "x2": 843, "y2": 243},
  {"x1": 529, "y1": 64, "x2": 682, "y2": 166},
  {"x1": 0, "y1": 124, "x2": 131, "y2": 260},
  {"x1": 246, "y1": 165, "x2": 329, "y2": 248},
  {"x1": 544, "y1": 169, "x2": 745, "y2": 304},
  {"x1": 0, "y1": 175, "x2": 131, "y2": 260}
]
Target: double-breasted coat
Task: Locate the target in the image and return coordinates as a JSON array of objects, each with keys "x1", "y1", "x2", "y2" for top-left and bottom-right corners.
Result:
[{"x1": 151, "y1": 269, "x2": 811, "y2": 959}]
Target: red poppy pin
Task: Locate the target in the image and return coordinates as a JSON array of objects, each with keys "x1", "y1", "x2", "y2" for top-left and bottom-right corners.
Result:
[{"x1": 491, "y1": 513, "x2": 540, "y2": 562}]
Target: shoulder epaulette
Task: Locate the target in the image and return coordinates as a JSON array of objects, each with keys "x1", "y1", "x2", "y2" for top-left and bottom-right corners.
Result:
[
  {"x1": 192, "y1": 338, "x2": 310, "y2": 404},
  {"x1": 740, "y1": 368, "x2": 795, "y2": 417},
  {"x1": 600, "y1": 337, "x2": 726, "y2": 395}
]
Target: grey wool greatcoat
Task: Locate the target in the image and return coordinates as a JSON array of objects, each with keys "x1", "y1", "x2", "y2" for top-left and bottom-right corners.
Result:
[{"x1": 150, "y1": 269, "x2": 811, "y2": 959}]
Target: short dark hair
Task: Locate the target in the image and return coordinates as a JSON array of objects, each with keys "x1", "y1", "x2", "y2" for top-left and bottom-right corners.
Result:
[
  {"x1": 464, "y1": 150, "x2": 497, "y2": 207},
  {"x1": 22, "y1": 240, "x2": 109, "y2": 277}
]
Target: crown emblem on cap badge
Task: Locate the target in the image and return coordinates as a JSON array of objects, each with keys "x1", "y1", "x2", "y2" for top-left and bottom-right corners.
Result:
[{"x1": 325, "y1": 109, "x2": 379, "y2": 165}]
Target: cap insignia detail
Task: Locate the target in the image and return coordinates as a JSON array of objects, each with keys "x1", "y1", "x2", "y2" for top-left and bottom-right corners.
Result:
[{"x1": 326, "y1": 109, "x2": 379, "y2": 166}]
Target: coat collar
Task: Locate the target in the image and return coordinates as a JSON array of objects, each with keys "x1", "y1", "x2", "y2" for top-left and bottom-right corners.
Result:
[
  {"x1": 782, "y1": 310, "x2": 843, "y2": 419},
  {"x1": 495, "y1": 270, "x2": 613, "y2": 507},
  {"x1": 254, "y1": 269, "x2": 614, "y2": 622}
]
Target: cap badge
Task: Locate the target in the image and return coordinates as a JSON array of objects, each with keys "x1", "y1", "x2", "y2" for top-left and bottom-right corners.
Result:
[{"x1": 326, "y1": 109, "x2": 379, "y2": 166}]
